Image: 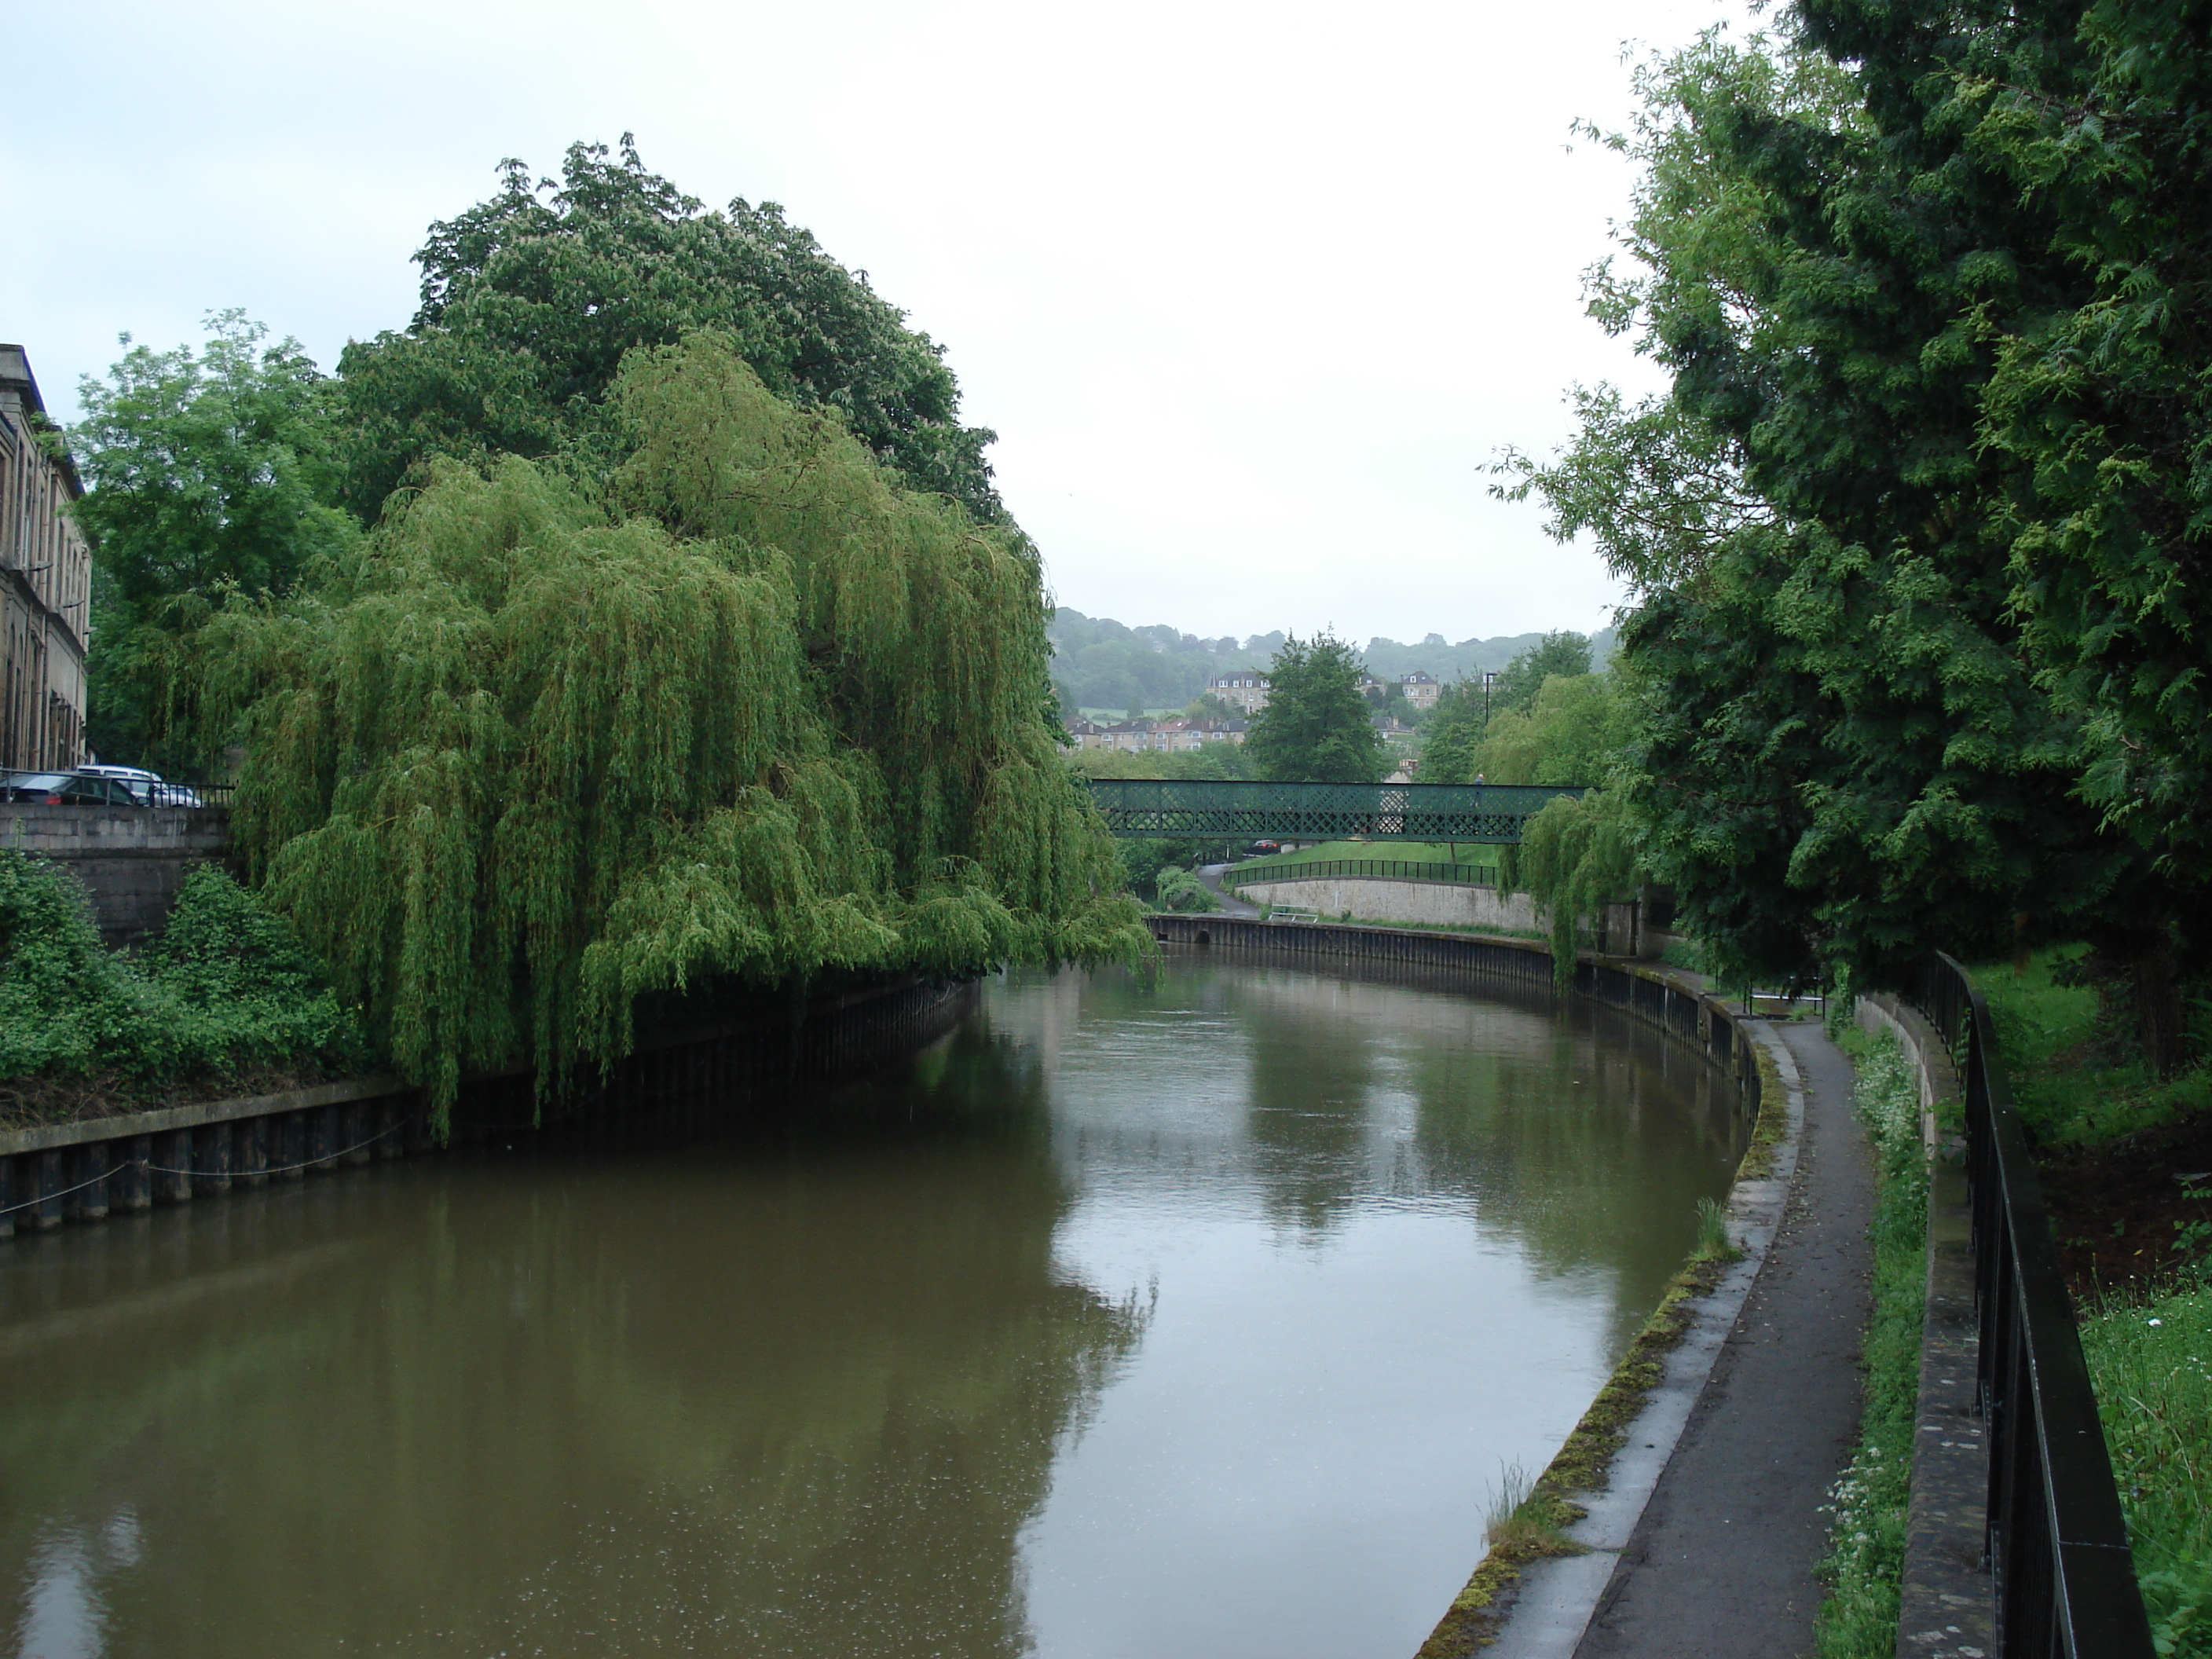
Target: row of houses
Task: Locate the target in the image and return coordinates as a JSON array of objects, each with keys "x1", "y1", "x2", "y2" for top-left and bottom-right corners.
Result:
[
  {"x1": 1067, "y1": 711, "x2": 1421, "y2": 754},
  {"x1": 1, "y1": 346, "x2": 92, "y2": 774},
  {"x1": 1065, "y1": 716, "x2": 1252, "y2": 753},
  {"x1": 1203, "y1": 668, "x2": 1441, "y2": 713}
]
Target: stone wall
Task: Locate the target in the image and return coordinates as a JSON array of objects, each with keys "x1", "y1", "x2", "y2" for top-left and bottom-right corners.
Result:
[
  {"x1": 4, "y1": 803, "x2": 233, "y2": 945},
  {"x1": 1233, "y1": 874, "x2": 1543, "y2": 932}
]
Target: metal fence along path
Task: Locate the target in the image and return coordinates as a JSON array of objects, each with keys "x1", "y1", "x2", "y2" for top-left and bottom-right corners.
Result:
[
  {"x1": 1082, "y1": 778, "x2": 1581, "y2": 841},
  {"x1": 1224, "y1": 855, "x2": 1498, "y2": 888},
  {"x1": 1910, "y1": 953, "x2": 2155, "y2": 1658}
]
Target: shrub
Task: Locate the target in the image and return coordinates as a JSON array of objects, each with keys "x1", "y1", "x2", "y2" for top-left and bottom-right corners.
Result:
[
  {"x1": 1152, "y1": 866, "x2": 1221, "y2": 914},
  {"x1": 0, "y1": 852, "x2": 363, "y2": 1105}
]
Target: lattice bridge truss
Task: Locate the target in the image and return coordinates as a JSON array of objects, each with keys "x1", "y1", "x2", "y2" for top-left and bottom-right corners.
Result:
[{"x1": 1080, "y1": 779, "x2": 1583, "y2": 844}]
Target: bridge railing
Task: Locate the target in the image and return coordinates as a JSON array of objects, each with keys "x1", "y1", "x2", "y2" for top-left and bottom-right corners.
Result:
[
  {"x1": 1082, "y1": 778, "x2": 1580, "y2": 842},
  {"x1": 1224, "y1": 855, "x2": 1498, "y2": 889},
  {"x1": 1906, "y1": 952, "x2": 2153, "y2": 1658}
]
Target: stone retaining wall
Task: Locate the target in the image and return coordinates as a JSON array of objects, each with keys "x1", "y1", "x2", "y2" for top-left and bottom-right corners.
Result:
[
  {"x1": 1231, "y1": 874, "x2": 1542, "y2": 932},
  {"x1": 1225, "y1": 876, "x2": 1650, "y2": 956},
  {"x1": 4, "y1": 803, "x2": 233, "y2": 944},
  {"x1": 1146, "y1": 913, "x2": 1760, "y2": 1099}
]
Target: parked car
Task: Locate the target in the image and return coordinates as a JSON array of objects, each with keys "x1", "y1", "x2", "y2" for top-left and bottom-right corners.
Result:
[
  {"x1": 2, "y1": 770, "x2": 147, "y2": 806},
  {"x1": 75, "y1": 764, "x2": 201, "y2": 807},
  {"x1": 1243, "y1": 839, "x2": 1281, "y2": 857}
]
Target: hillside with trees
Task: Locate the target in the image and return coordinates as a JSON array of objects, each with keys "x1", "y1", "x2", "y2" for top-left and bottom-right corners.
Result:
[{"x1": 1046, "y1": 607, "x2": 1613, "y2": 714}]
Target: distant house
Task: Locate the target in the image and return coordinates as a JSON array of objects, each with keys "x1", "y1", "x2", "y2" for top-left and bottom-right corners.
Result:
[
  {"x1": 0, "y1": 346, "x2": 91, "y2": 772},
  {"x1": 1149, "y1": 717, "x2": 1249, "y2": 752},
  {"x1": 1356, "y1": 672, "x2": 1387, "y2": 702},
  {"x1": 1399, "y1": 671, "x2": 1440, "y2": 710},
  {"x1": 1063, "y1": 717, "x2": 1110, "y2": 749},
  {"x1": 1207, "y1": 672, "x2": 1269, "y2": 713}
]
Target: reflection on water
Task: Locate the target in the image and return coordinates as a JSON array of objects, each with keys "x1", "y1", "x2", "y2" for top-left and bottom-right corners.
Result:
[{"x1": 2, "y1": 951, "x2": 1743, "y2": 1659}]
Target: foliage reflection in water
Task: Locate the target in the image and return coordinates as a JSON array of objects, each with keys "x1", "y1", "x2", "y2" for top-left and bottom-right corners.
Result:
[{"x1": 0, "y1": 951, "x2": 1744, "y2": 1659}]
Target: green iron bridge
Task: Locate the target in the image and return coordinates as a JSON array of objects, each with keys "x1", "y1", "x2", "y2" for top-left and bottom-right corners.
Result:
[{"x1": 1080, "y1": 779, "x2": 1584, "y2": 843}]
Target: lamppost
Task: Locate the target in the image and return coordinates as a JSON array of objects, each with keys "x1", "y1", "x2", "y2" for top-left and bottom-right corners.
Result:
[{"x1": 1481, "y1": 670, "x2": 1500, "y2": 728}]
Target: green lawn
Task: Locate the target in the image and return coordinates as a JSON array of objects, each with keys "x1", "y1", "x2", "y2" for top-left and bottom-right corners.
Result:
[{"x1": 1973, "y1": 952, "x2": 2212, "y2": 1145}]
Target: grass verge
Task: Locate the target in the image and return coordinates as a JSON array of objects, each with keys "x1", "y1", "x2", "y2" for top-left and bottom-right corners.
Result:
[
  {"x1": 1975, "y1": 950, "x2": 2212, "y2": 1148},
  {"x1": 1965, "y1": 951, "x2": 2212, "y2": 1652},
  {"x1": 1811, "y1": 1031, "x2": 1927, "y2": 1657},
  {"x1": 2080, "y1": 1286, "x2": 2212, "y2": 1654},
  {"x1": 1236, "y1": 839, "x2": 1503, "y2": 878}
]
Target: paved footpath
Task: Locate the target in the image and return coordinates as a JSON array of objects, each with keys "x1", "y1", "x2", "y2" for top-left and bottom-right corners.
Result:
[
  {"x1": 1194, "y1": 862, "x2": 1261, "y2": 917},
  {"x1": 1572, "y1": 1020, "x2": 1874, "y2": 1658}
]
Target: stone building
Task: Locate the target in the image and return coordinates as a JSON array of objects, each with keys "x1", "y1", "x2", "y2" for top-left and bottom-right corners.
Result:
[
  {"x1": 1399, "y1": 670, "x2": 1440, "y2": 710},
  {"x1": 0, "y1": 346, "x2": 91, "y2": 772},
  {"x1": 1207, "y1": 671, "x2": 1269, "y2": 713}
]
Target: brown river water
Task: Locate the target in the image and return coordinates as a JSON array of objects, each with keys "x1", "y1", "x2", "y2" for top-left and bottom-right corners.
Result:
[{"x1": 1, "y1": 949, "x2": 1745, "y2": 1659}]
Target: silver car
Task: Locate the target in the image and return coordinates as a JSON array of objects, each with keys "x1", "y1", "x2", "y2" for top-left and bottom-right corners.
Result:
[{"x1": 75, "y1": 764, "x2": 202, "y2": 808}]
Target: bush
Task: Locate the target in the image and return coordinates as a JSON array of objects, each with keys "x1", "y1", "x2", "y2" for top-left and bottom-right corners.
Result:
[
  {"x1": 0, "y1": 852, "x2": 363, "y2": 1107},
  {"x1": 1152, "y1": 866, "x2": 1221, "y2": 914}
]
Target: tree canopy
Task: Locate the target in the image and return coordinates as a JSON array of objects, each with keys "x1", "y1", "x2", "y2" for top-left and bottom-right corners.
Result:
[
  {"x1": 1416, "y1": 633, "x2": 1602, "y2": 786},
  {"x1": 68, "y1": 312, "x2": 355, "y2": 765},
  {"x1": 1242, "y1": 632, "x2": 1385, "y2": 783},
  {"x1": 333, "y1": 137, "x2": 1004, "y2": 525},
  {"x1": 1504, "y1": 13, "x2": 2196, "y2": 1040},
  {"x1": 1473, "y1": 671, "x2": 1627, "y2": 788},
  {"x1": 1488, "y1": 631, "x2": 1592, "y2": 721},
  {"x1": 197, "y1": 336, "x2": 1145, "y2": 1117}
]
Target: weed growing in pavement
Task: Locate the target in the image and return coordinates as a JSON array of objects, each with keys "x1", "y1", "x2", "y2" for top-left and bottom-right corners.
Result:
[{"x1": 1690, "y1": 1196, "x2": 1740, "y2": 1262}]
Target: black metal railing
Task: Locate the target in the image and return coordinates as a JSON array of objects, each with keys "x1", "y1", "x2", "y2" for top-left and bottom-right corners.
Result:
[
  {"x1": 2, "y1": 768, "x2": 233, "y2": 809},
  {"x1": 1224, "y1": 855, "x2": 1500, "y2": 889},
  {"x1": 1908, "y1": 953, "x2": 2154, "y2": 1657}
]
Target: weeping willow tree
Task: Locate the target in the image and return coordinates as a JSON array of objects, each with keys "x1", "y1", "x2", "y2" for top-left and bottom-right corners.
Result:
[
  {"x1": 194, "y1": 334, "x2": 1147, "y2": 1121},
  {"x1": 1521, "y1": 789, "x2": 1640, "y2": 987}
]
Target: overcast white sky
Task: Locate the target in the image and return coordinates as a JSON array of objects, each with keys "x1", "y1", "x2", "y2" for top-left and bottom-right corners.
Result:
[{"x1": 4, "y1": 0, "x2": 1743, "y2": 647}]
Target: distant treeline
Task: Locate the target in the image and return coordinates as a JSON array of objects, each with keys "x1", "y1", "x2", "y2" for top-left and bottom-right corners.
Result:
[{"x1": 1047, "y1": 607, "x2": 1615, "y2": 713}]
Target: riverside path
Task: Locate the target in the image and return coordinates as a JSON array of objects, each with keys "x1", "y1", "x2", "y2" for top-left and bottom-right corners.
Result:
[{"x1": 1565, "y1": 1018, "x2": 1874, "y2": 1657}]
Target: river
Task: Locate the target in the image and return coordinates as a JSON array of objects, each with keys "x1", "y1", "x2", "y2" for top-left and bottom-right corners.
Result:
[{"x1": 1, "y1": 948, "x2": 1745, "y2": 1659}]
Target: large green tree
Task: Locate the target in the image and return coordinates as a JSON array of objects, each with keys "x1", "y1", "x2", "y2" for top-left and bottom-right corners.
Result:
[
  {"x1": 68, "y1": 312, "x2": 353, "y2": 766},
  {"x1": 1489, "y1": 630, "x2": 1593, "y2": 720},
  {"x1": 335, "y1": 137, "x2": 1003, "y2": 524},
  {"x1": 1243, "y1": 632, "x2": 1385, "y2": 782},
  {"x1": 1417, "y1": 634, "x2": 1598, "y2": 785},
  {"x1": 1504, "y1": 19, "x2": 2181, "y2": 1029},
  {"x1": 198, "y1": 335, "x2": 1144, "y2": 1116}
]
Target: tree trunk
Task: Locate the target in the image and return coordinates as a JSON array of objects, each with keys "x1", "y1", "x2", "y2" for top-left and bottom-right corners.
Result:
[
  {"x1": 2131, "y1": 943, "x2": 2187, "y2": 1080},
  {"x1": 2079, "y1": 924, "x2": 2188, "y2": 1079}
]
